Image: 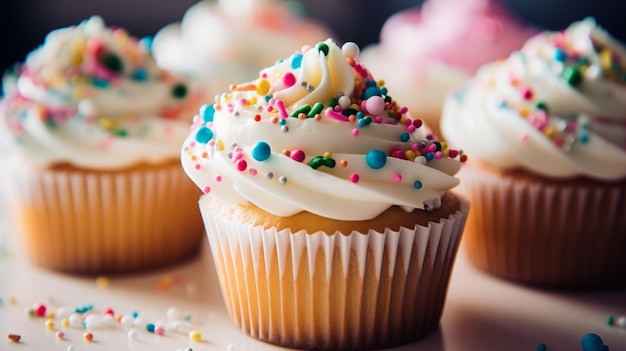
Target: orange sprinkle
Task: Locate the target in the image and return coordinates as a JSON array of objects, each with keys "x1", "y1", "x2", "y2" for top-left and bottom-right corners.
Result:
[
  {"x1": 339, "y1": 160, "x2": 348, "y2": 167},
  {"x1": 201, "y1": 152, "x2": 208, "y2": 159},
  {"x1": 83, "y1": 332, "x2": 94, "y2": 342}
]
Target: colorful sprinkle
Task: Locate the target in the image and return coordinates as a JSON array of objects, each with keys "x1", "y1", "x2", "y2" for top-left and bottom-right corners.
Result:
[
  {"x1": 252, "y1": 141, "x2": 271, "y2": 161},
  {"x1": 365, "y1": 149, "x2": 387, "y2": 169},
  {"x1": 189, "y1": 330, "x2": 202, "y2": 342},
  {"x1": 195, "y1": 127, "x2": 213, "y2": 144},
  {"x1": 7, "y1": 334, "x2": 21, "y2": 342}
]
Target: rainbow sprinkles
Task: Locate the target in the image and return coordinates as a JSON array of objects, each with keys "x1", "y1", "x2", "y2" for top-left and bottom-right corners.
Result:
[{"x1": 182, "y1": 39, "x2": 466, "y2": 221}]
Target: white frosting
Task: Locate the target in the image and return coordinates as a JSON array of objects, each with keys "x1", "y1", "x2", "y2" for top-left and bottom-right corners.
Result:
[
  {"x1": 0, "y1": 16, "x2": 201, "y2": 169},
  {"x1": 151, "y1": 0, "x2": 332, "y2": 97},
  {"x1": 182, "y1": 39, "x2": 464, "y2": 221},
  {"x1": 442, "y1": 18, "x2": 626, "y2": 181}
]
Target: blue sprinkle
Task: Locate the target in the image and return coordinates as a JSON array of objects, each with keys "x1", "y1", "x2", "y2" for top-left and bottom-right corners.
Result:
[
  {"x1": 380, "y1": 87, "x2": 388, "y2": 95},
  {"x1": 291, "y1": 54, "x2": 303, "y2": 69},
  {"x1": 132, "y1": 68, "x2": 148, "y2": 81},
  {"x1": 537, "y1": 343, "x2": 547, "y2": 351},
  {"x1": 362, "y1": 86, "x2": 381, "y2": 99},
  {"x1": 252, "y1": 141, "x2": 271, "y2": 161},
  {"x1": 400, "y1": 132, "x2": 410, "y2": 142},
  {"x1": 356, "y1": 111, "x2": 364, "y2": 119},
  {"x1": 581, "y1": 333, "x2": 604, "y2": 351},
  {"x1": 425, "y1": 153, "x2": 434, "y2": 161},
  {"x1": 140, "y1": 36, "x2": 153, "y2": 51},
  {"x1": 132, "y1": 311, "x2": 139, "y2": 318},
  {"x1": 146, "y1": 323, "x2": 155, "y2": 333},
  {"x1": 580, "y1": 134, "x2": 589, "y2": 143},
  {"x1": 279, "y1": 119, "x2": 286, "y2": 126},
  {"x1": 358, "y1": 119, "x2": 367, "y2": 127},
  {"x1": 413, "y1": 180, "x2": 423, "y2": 189},
  {"x1": 554, "y1": 48, "x2": 567, "y2": 62},
  {"x1": 498, "y1": 100, "x2": 508, "y2": 109},
  {"x1": 365, "y1": 149, "x2": 387, "y2": 169},
  {"x1": 201, "y1": 104, "x2": 216, "y2": 122},
  {"x1": 195, "y1": 127, "x2": 213, "y2": 144},
  {"x1": 91, "y1": 78, "x2": 109, "y2": 88}
]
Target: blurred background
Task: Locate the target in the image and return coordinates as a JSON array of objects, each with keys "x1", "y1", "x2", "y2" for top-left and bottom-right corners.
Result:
[{"x1": 0, "y1": 0, "x2": 624, "y2": 83}]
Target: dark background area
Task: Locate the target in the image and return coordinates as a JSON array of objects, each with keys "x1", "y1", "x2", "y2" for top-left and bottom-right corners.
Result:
[{"x1": 0, "y1": 0, "x2": 624, "y2": 83}]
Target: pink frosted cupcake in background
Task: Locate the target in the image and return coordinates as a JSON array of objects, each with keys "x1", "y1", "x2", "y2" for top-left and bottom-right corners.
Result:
[
  {"x1": 441, "y1": 18, "x2": 626, "y2": 288},
  {"x1": 0, "y1": 16, "x2": 206, "y2": 274},
  {"x1": 151, "y1": 0, "x2": 333, "y2": 98},
  {"x1": 360, "y1": 0, "x2": 537, "y2": 137}
]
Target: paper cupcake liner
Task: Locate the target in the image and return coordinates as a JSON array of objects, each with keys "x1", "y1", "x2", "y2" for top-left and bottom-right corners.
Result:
[
  {"x1": 460, "y1": 164, "x2": 626, "y2": 288},
  {"x1": 0, "y1": 161, "x2": 205, "y2": 274},
  {"x1": 200, "y1": 195, "x2": 469, "y2": 350}
]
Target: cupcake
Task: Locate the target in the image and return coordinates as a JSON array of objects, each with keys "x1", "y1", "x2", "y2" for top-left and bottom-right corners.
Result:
[
  {"x1": 182, "y1": 39, "x2": 469, "y2": 349},
  {"x1": 151, "y1": 0, "x2": 332, "y2": 99},
  {"x1": 0, "y1": 16, "x2": 206, "y2": 274},
  {"x1": 441, "y1": 18, "x2": 626, "y2": 288},
  {"x1": 360, "y1": 0, "x2": 537, "y2": 137}
]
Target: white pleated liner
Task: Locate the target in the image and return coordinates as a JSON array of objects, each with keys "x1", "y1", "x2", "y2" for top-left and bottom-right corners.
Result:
[
  {"x1": 460, "y1": 164, "x2": 626, "y2": 288},
  {"x1": 1, "y1": 162, "x2": 204, "y2": 274},
  {"x1": 200, "y1": 196, "x2": 469, "y2": 350}
]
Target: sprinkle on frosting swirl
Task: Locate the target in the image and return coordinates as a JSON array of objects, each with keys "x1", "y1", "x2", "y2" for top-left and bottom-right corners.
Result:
[{"x1": 182, "y1": 39, "x2": 466, "y2": 221}]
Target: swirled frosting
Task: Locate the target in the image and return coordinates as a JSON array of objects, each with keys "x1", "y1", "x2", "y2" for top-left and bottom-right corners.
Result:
[
  {"x1": 151, "y1": 0, "x2": 332, "y2": 97},
  {"x1": 441, "y1": 18, "x2": 626, "y2": 181},
  {"x1": 0, "y1": 16, "x2": 203, "y2": 170},
  {"x1": 182, "y1": 39, "x2": 466, "y2": 221}
]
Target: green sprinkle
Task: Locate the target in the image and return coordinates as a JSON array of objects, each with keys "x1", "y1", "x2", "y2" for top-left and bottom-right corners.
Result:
[
  {"x1": 112, "y1": 128, "x2": 128, "y2": 137},
  {"x1": 309, "y1": 156, "x2": 336, "y2": 169},
  {"x1": 307, "y1": 102, "x2": 324, "y2": 117},
  {"x1": 561, "y1": 66, "x2": 583, "y2": 87},
  {"x1": 535, "y1": 101, "x2": 548, "y2": 110},
  {"x1": 102, "y1": 53, "x2": 123, "y2": 73},
  {"x1": 328, "y1": 97, "x2": 338, "y2": 108},
  {"x1": 172, "y1": 83, "x2": 188, "y2": 99},
  {"x1": 316, "y1": 42, "x2": 329, "y2": 56},
  {"x1": 290, "y1": 104, "x2": 312, "y2": 117}
]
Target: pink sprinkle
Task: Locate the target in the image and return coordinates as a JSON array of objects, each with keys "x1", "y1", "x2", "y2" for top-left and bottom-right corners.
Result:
[
  {"x1": 520, "y1": 87, "x2": 533, "y2": 100},
  {"x1": 390, "y1": 150, "x2": 404, "y2": 159},
  {"x1": 393, "y1": 173, "x2": 402, "y2": 182},
  {"x1": 236, "y1": 159, "x2": 247, "y2": 172},
  {"x1": 164, "y1": 125, "x2": 174, "y2": 136},
  {"x1": 194, "y1": 164, "x2": 201, "y2": 170},
  {"x1": 232, "y1": 151, "x2": 243, "y2": 162},
  {"x1": 413, "y1": 119, "x2": 423, "y2": 128},
  {"x1": 290, "y1": 149, "x2": 306, "y2": 162},
  {"x1": 239, "y1": 98, "x2": 248, "y2": 106},
  {"x1": 56, "y1": 331, "x2": 64, "y2": 340},
  {"x1": 325, "y1": 107, "x2": 349, "y2": 121},
  {"x1": 352, "y1": 128, "x2": 359, "y2": 136},
  {"x1": 404, "y1": 119, "x2": 412, "y2": 126},
  {"x1": 103, "y1": 308, "x2": 114, "y2": 316},
  {"x1": 334, "y1": 105, "x2": 342, "y2": 112},
  {"x1": 275, "y1": 99, "x2": 288, "y2": 118},
  {"x1": 449, "y1": 149, "x2": 458, "y2": 158},
  {"x1": 427, "y1": 144, "x2": 437, "y2": 152},
  {"x1": 350, "y1": 173, "x2": 360, "y2": 183},
  {"x1": 411, "y1": 143, "x2": 419, "y2": 151},
  {"x1": 215, "y1": 175, "x2": 222, "y2": 182},
  {"x1": 203, "y1": 186, "x2": 211, "y2": 194},
  {"x1": 400, "y1": 107, "x2": 409, "y2": 114},
  {"x1": 86, "y1": 39, "x2": 104, "y2": 55},
  {"x1": 435, "y1": 151, "x2": 443, "y2": 159},
  {"x1": 249, "y1": 168, "x2": 257, "y2": 176},
  {"x1": 155, "y1": 326, "x2": 165, "y2": 336},
  {"x1": 34, "y1": 304, "x2": 46, "y2": 317},
  {"x1": 282, "y1": 72, "x2": 296, "y2": 87},
  {"x1": 374, "y1": 116, "x2": 383, "y2": 123},
  {"x1": 407, "y1": 125, "x2": 416, "y2": 133},
  {"x1": 519, "y1": 133, "x2": 529, "y2": 141}
]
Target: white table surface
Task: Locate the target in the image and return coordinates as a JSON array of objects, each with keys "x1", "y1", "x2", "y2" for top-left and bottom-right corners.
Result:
[{"x1": 1, "y1": 225, "x2": 625, "y2": 351}]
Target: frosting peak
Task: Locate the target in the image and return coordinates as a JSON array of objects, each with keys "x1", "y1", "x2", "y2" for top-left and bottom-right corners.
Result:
[{"x1": 182, "y1": 39, "x2": 466, "y2": 220}]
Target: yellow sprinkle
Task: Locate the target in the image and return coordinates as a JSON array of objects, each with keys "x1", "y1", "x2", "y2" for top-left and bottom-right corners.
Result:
[
  {"x1": 96, "y1": 276, "x2": 109, "y2": 289},
  {"x1": 7, "y1": 296, "x2": 16, "y2": 305},
  {"x1": 404, "y1": 150, "x2": 415, "y2": 162},
  {"x1": 61, "y1": 319, "x2": 69, "y2": 328},
  {"x1": 99, "y1": 118, "x2": 118, "y2": 130},
  {"x1": 46, "y1": 311, "x2": 55, "y2": 319},
  {"x1": 218, "y1": 139, "x2": 225, "y2": 151},
  {"x1": 543, "y1": 125, "x2": 555, "y2": 138},
  {"x1": 189, "y1": 330, "x2": 202, "y2": 342},
  {"x1": 256, "y1": 78, "x2": 271, "y2": 96},
  {"x1": 600, "y1": 49, "x2": 613, "y2": 70},
  {"x1": 323, "y1": 152, "x2": 332, "y2": 158},
  {"x1": 519, "y1": 106, "x2": 531, "y2": 118},
  {"x1": 45, "y1": 320, "x2": 55, "y2": 330},
  {"x1": 377, "y1": 79, "x2": 385, "y2": 87}
]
